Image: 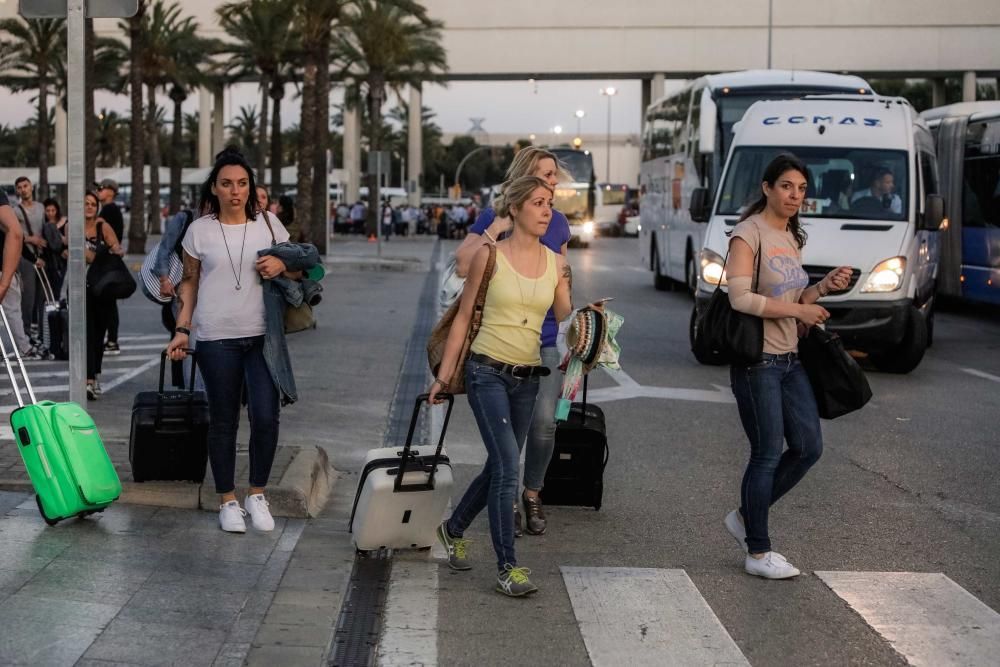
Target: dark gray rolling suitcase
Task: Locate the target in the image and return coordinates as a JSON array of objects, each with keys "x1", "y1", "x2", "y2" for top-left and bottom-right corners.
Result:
[
  {"x1": 541, "y1": 376, "x2": 609, "y2": 510},
  {"x1": 128, "y1": 350, "x2": 209, "y2": 483}
]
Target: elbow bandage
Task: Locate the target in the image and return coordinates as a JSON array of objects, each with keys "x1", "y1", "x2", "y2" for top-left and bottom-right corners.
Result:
[{"x1": 727, "y1": 276, "x2": 767, "y2": 316}]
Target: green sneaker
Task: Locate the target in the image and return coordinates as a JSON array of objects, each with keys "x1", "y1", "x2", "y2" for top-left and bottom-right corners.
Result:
[
  {"x1": 437, "y1": 522, "x2": 471, "y2": 570},
  {"x1": 495, "y1": 564, "x2": 538, "y2": 597}
]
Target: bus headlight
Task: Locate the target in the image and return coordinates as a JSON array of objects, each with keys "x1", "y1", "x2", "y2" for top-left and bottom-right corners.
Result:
[
  {"x1": 700, "y1": 248, "x2": 727, "y2": 286},
  {"x1": 582, "y1": 221, "x2": 595, "y2": 236},
  {"x1": 861, "y1": 256, "x2": 906, "y2": 293}
]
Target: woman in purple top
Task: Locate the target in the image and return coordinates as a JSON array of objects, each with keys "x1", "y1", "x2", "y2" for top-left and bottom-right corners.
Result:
[{"x1": 454, "y1": 147, "x2": 572, "y2": 536}]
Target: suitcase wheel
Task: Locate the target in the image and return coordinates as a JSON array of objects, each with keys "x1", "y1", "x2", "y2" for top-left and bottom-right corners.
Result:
[{"x1": 35, "y1": 495, "x2": 60, "y2": 527}]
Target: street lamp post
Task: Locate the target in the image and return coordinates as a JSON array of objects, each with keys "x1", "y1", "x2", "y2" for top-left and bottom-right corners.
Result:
[
  {"x1": 575, "y1": 109, "x2": 585, "y2": 139},
  {"x1": 600, "y1": 87, "x2": 617, "y2": 182},
  {"x1": 553, "y1": 125, "x2": 563, "y2": 144}
]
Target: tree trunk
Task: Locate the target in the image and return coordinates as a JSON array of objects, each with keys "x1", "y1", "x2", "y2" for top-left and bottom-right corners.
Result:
[
  {"x1": 257, "y1": 73, "x2": 270, "y2": 185},
  {"x1": 365, "y1": 80, "x2": 385, "y2": 238},
  {"x1": 169, "y1": 90, "x2": 184, "y2": 214},
  {"x1": 270, "y1": 80, "x2": 283, "y2": 195},
  {"x1": 38, "y1": 69, "x2": 49, "y2": 195},
  {"x1": 85, "y1": 19, "x2": 96, "y2": 188},
  {"x1": 296, "y1": 55, "x2": 317, "y2": 243},
  {"x1": 147, "y1": 84, "x2": 161, "y2": 236},
  {"x1": 128, "y1": 3, "x2": 146, "y2": 253},
  {"x1": 310, "y1": 32, "x2": 330, "y2": 253}
]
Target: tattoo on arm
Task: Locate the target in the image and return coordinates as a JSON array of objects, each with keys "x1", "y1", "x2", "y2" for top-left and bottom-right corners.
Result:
[{"x1": 562, "y1": 263, "x2": 572, "y2": 290}]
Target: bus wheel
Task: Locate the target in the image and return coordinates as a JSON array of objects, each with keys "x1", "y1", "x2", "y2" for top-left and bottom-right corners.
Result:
[
  {"x1": 685, "y1": 253, "x2": 698, "y2": 297},
  {"x1": 653, "y1": 244, "x2": 670, "y2": 291},
  {"x1": 871, "y1": 307, "x2": 928, "y2": 374}
]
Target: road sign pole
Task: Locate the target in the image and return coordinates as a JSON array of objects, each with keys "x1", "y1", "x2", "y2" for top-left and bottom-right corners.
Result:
[
  {"x1": 376, "y1": 153, "x2": 382, "y2": 258},
  {"x1": 66, "y1": 0, "x2": 87, "y2": 407}
]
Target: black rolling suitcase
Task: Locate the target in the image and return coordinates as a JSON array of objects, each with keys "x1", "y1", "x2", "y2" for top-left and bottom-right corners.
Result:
[
  {"x1": 540, "y1": 376, "x2": 609, "y2": 510},
  {"x1": 128, "y1": 350, "x2": 209, "y2": 483}
]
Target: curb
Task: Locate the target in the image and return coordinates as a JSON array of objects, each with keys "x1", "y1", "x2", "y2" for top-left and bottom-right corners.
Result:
[
  {"x1": 0, "y1": 446, "x2": 337, "y2": 519},
  {"x1": 324, "y1": 257, "x2": 426, "y2": 272}
]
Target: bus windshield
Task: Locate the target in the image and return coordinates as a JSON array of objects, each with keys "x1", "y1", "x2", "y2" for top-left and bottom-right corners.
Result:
[
  {"x1": 554, "y1": 186, "x2": 589, "y2": 221},
  {"x1": 717, "y1": 146, "x2": 909, "y2": 221},
  {"x1": 552, "y1": 149, "x2": 595, "y2": 183}
]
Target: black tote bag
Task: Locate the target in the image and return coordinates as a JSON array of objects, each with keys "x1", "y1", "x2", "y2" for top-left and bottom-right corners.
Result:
[
  {"x1": 691, "y1": 237, "x2": 763, "y2": 366},
  {"x1": 798, "y1": 326, "x2": 873, "y2": 419},
  {"x1": 87, "y1": 222, "x2": 137, "y2": 300}
]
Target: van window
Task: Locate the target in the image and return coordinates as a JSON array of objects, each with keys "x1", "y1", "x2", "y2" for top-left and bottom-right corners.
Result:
[
  {"x1": 717, "y1": 146, "x2": 909, "y2": 221},
  {"x1": 962, "y1": 119, "x2": 1000, "y2": 229},
  {"x1": 919, "y1": 152, "x2": 939, "y2": 197}
]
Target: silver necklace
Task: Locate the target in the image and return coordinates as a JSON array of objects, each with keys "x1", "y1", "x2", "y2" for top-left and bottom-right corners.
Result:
[
  {"x1": 513, "y1": 243, "x2": 542, "y2": 326},
  {"x1": 218, "y1": 219, "x2": 249, "y2": 290}
]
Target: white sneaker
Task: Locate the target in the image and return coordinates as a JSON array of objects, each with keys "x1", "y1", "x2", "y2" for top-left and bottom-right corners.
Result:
[
  {"x1": 245, "y1": 493, "x2": 275, "y2": 531},
  {"x1": 745, "y1": 552, "x2": 801, "y2": 579},
  {"x1": 219, "y1": 500, "x2": 247, "y2": 533},
  {"x1": 724, "y1": 510, "x2": 748, "y2": 553}
]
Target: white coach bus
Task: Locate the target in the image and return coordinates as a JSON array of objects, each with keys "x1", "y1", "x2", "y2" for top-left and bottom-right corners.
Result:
[{"x1": 639, "y1": 70, "x2": 873, "y2": 293}]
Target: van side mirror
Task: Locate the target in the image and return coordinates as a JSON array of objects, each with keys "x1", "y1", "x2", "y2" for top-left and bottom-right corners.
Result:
[
  {"x1": 689, "y1": 187, "x2": 711, "y2": 223},
  {"x1": 922, "y1": 194, "x2": 944, "y2": 230}
]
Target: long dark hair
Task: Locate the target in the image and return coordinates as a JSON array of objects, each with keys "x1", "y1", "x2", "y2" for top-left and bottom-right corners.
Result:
[
  {"x1": 199, "y1": 146, "x2": 258, "y2": 221},
  {"x1": 739, "y1": 152, "x2": 809, "y2": 248},
  {"x1": 42, "y1": 197, "x2": 61, "y2": 220}
]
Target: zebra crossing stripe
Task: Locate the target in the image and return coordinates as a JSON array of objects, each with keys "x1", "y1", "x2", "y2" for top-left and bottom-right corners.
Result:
[
  {"x1": 561, "y1": 567, "x2": 749, "y2": 666},
  {"x1": 816, "y1": 571, "x2": 1000, "y2": 666}
]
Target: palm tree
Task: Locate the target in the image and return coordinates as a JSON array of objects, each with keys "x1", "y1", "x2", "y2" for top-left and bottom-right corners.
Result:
[
  {"x1": 217, "y1": 0, "x2": 299, "y2": 183},
  {"x1": 0, "y1": 17, "x2": 67, "y2": 195},
  {"x1": 95, "y1": 110, "x2": 129, "y2": 167},
  {"x1": 118, "y1": 0, "x2": 202, "y2": 246},
  {"x1": 227, "y1": 105, "x2": 260, "y2": 155},
  {"x1": 336, "y1": 0, "x2": 448, "y2": 236}
]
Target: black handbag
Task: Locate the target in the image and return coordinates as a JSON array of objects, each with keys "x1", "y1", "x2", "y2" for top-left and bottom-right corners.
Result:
[
  {"x1": 87, "y1": 222, "x2": 137, "y2": 300},
  {"x1": 691, "y1": 237, "x2": 763, "y2": 366},
  {"x1": 798, "y1": 326, "x2": 873, "y2": 419}
]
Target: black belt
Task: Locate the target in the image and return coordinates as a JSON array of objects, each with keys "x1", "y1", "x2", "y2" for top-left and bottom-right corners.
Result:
[{"x1": 469, "y1": 353, "x2": 551, "y2": 378}]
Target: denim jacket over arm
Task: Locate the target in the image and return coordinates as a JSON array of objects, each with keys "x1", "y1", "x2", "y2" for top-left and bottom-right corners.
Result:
[{"x1": 257, "y1": 242, "x2": 321, "y2": 405}]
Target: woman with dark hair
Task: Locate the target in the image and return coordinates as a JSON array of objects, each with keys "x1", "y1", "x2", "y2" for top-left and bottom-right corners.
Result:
[
  {"x1": 42, "y1": 197, "x2": 67, "y2": 294},
  {"x1": 166, "y1": 147, "x2": 297, "y2": 534},
  {"x1": 723, "y1": 153, "x2": 852, "y2": 579},
  {"x1": 85, "y1": 190, "x2": 124, "y2": 399}
]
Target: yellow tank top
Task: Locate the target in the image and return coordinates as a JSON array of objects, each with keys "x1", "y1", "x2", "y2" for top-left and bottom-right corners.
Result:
[{"x1": 470, "y1": 247, "x2": 559, "y2": 366}]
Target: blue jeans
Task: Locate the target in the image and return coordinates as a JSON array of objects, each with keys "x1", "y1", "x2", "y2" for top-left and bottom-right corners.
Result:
[
  {"x1": 523, "y1": 346, "x2": 560, "y2": 491},
  {"x1": 446, "y1": 359, "x2": 539, "y2": 571},
  {"x1": 197, "y1": 336, "x2": 281, "y2": 494},
  {"x1": 730, "y1": 354, "x2": 823, "y2": 554}
]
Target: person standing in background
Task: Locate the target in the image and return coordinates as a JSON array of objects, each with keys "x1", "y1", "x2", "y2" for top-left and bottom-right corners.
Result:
[
  {"x1": 96, "y1": 178, "x2": 124, "y2": 356},
  {"x1": 41, "y1": 198, "x2": 67, "y2": 296},
  {"x1": 12, "y1": 176, "x2": 46, "y2": 359}
]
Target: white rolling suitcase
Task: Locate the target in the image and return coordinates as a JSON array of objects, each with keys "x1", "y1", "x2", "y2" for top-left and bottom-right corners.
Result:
[{"x1": 349, "y1": 393, "x2": 455, "y2": 551}]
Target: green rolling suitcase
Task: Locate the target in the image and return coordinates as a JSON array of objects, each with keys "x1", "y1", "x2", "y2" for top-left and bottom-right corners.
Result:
[{"x1": 1, "y1": 308, "x2": 121, "y2": 525}]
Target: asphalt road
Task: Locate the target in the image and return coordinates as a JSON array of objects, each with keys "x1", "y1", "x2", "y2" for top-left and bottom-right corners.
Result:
[{"x1": 432, "y1": 236, "x2": 1000, "y2": 666}]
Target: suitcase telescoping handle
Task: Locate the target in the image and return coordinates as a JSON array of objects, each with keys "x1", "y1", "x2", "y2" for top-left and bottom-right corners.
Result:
[
  {"x1": 393, "y1": 392, "x2": 455, "y2": 492},
  {"x1": 34, "y1": 266, "x2": 57, "y2": 307},
  {"x1": 158, "y1": 348, "x2": 199, "y2": 393},
  {"x1": 0, "y1": 304, "x2": 37, "y2": 407}
]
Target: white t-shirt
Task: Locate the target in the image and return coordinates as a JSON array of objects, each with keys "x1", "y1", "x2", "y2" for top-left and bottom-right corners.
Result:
[{"x1": 181, "y1": 212, "x2": 290, "y2": 341}]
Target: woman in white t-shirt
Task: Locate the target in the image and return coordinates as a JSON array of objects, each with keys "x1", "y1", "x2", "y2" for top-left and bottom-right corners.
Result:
[{"x1": 167, "y1": 147, "x2": 292, "y2": 534}]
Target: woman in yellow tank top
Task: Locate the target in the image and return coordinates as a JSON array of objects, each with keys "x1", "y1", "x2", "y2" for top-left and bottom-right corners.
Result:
[{"x1": 428, "y1": 176, "x2": 573, "y2": 597}]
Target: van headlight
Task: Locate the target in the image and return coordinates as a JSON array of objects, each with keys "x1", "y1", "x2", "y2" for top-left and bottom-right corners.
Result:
[
  {"x1": 582, "y1": 221, "x2": 595, "y2": 235},
  {"x1": 861, "y1": 256, "x2": 906, "y2": 293},
  {"x1": 700, "y1": 248, "x2": 727, "y2": 286}
]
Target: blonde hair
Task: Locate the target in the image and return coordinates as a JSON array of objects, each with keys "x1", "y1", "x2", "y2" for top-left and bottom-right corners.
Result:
[
  {"x1": 504, "y1": 146, "x2": 570, "y2": 182},
  {"x1": 492, "y1": 176, "x2": 553, "y2": 219}
]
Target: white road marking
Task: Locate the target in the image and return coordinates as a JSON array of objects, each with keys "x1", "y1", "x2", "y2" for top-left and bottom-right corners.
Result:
[
  {"x1": 962, "y1": 368, "x2": 1000, "y2": 384},
  {"x1": 377, "y1": 551, "x2": 441, "y2": 667},
  {"x1": 585, "y1": 366, "x2": 735, "y2": 405},
  {"x1": 561, "y1": 566, "x2": 749, "y2": 667},
  {"x1": 99, "y1": 357, "x2": 161, "y2": 392},
  {"x1": 816, "y1": 571, "x2": 1000, "y2": 667}
]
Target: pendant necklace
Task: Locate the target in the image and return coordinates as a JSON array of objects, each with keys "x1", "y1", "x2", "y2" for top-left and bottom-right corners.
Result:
[
  {"x1": 219, "y1": 219, "x2": 249, "y2": 290},
  {"x1": 514, "y1": 243, "x2": 542, "y2": 326}
]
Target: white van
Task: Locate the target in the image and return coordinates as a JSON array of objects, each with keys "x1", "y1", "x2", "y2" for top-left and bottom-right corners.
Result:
[{"x1": 690, "y1": 96, "x2": 944, "y2": 373}]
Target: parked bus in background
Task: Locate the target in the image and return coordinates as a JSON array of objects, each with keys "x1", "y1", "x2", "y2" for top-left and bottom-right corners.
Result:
[
  {"x1": 551, "y1": 147, "x2": 597, "y2": 247},
  {"x1": 921, "y1": 102, "x2": 1000, "y2": 306},
  {"x1": 594, "y1": 183, "x2": 631, "y2": 236},
  {"x1": 639, "y1": 69, "x2": 874, "y2": 293}
]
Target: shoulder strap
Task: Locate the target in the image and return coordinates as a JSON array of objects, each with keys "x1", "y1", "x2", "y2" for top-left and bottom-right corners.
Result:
[
  {"x1": 261, "y1": 211, "x2": 276, "y2": 245},
  {"x1": 721, "y1": 225, "x2": 763, "y2": 294},
  {"x1": 467, "y1": 243, "x2": 497, "y2": 341},
  {"x1": 17, "y1": 205, "x2": 33, "y2": 235}
]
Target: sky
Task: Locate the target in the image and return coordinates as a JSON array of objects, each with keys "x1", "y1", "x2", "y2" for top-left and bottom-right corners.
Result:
[{"x1": 0, "y1": 78, "x2": 650, "y2": 139}]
